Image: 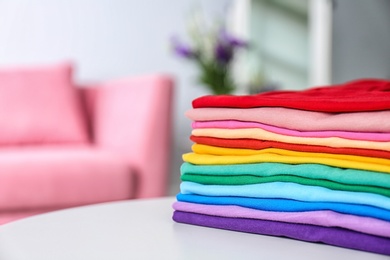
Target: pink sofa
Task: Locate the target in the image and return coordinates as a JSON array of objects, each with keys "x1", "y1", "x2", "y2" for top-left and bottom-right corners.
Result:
[{"x1": 0, "y1": 63, "x2": 174, "y2": 224}]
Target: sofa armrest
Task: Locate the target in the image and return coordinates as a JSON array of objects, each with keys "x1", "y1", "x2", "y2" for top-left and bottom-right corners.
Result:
[{"x1": 90, "y1": 75, "x2": 174, "y2": 198}]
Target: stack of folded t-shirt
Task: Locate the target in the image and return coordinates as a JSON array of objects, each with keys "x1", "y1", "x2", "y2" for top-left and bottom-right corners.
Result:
[{"x1": 172, "y1": 79, "x2": 390, "y2": 255}]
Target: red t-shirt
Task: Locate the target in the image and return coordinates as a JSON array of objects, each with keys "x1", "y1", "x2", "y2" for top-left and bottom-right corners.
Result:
[{"x1": 192, "y1": 79, "x2": 390, "y2": 112}]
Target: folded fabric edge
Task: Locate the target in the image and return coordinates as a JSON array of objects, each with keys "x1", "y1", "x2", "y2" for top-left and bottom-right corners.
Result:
[
  {"x1": 172, "y1": 201, "x2": 390, "y2": 238},
  {"x1": 172, "y1": 210, "x2": 390, "y2": 256}
]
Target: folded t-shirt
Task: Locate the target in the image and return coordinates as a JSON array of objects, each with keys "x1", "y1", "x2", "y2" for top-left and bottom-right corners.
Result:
[
  {"x1": 173, "y1": 211, "x2": 390, "y2": 255},
  {"x1": 176, "y1": 194, "x2": 390, "y2": 222},
  {"x1": 180, "y1": 181, "x2": 390, "y2": 211},
  {"x1": 192, "y1": 120, "x2": 390, "y2": 141},
  {"x1": 192, "y1": 144, "x2": 390, "y2": 166},
  {"x1": 192, "y1": 128, "x2": 390, "y2": 151},
  {"x1": 181, "y1": 173, "x2": 390, "y2": 198},
  {"x1": 186, "y1": 107, "x2": 390, "y2": 132},
  {"x1": 185, "y1": 145, "x2": 390, "y2": 174},
  {"x1": 173, "y1": 201, "x2": 390, "y2": 238},
  {"x1": 180, "y1": 162, "x2": 390, "y2": 190},
  {"x1": 189, "y1": 135, "x2": 390, "y2": 160},
  {"x1": 192, "y1": 79, "x2": 390, "y2": 112}
]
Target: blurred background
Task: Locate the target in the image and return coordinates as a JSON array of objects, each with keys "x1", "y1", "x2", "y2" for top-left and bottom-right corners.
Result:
[{"x1": 0, "y1": 0, "x2": 389, "y2": 208}]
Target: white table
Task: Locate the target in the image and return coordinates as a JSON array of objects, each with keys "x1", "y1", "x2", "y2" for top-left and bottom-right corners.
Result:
[{"x1": 0, "y1": 197, "x2": 387, "y2": 260}]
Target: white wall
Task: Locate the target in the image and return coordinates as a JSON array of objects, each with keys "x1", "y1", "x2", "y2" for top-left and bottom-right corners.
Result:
[
  {"x1": 332, "y1": 0, "x2": 390, "y2": 83},
  {"x1": 0, "y1": 0, "x2": 232, "y2": 194}
]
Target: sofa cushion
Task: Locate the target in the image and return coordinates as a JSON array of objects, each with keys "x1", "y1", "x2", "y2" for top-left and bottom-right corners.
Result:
[
  {"x1": 0, "y1": 63, "x2": 88, "y2": 145},
  {"x1": 0, "y1": 146, "x2": 133, "y2": 210}
]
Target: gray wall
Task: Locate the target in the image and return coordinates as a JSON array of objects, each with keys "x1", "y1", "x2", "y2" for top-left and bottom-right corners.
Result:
[
  {"x1": 0, "y1": 0, "x2": 231, "y2": 195},
  {"x1": 332, "y1": 0, "x2": 390, "y2": 83}
]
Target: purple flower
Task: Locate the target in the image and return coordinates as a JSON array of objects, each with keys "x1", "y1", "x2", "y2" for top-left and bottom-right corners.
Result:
[
  {"x1": 214, "y1": 29, "x2": 249, "y2": 64},
  {"x1": 215, "y1": 42, "x2": 233, "y2": 64},
  {"x1": 219, "y1": 29, "x2": 248, "y2": 48},
  {"x1": 171, "y1": 36, "x2": 198, "y2": 59}
]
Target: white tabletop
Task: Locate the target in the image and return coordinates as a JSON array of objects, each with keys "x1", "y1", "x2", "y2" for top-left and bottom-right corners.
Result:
[{"x1": 0, "y1": 197, "x2": 387, "y2": 260}]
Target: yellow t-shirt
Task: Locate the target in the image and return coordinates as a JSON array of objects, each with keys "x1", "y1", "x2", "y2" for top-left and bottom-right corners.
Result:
[{"x1": 183, "y1": 144, "x2": 390, "y2": 174}]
